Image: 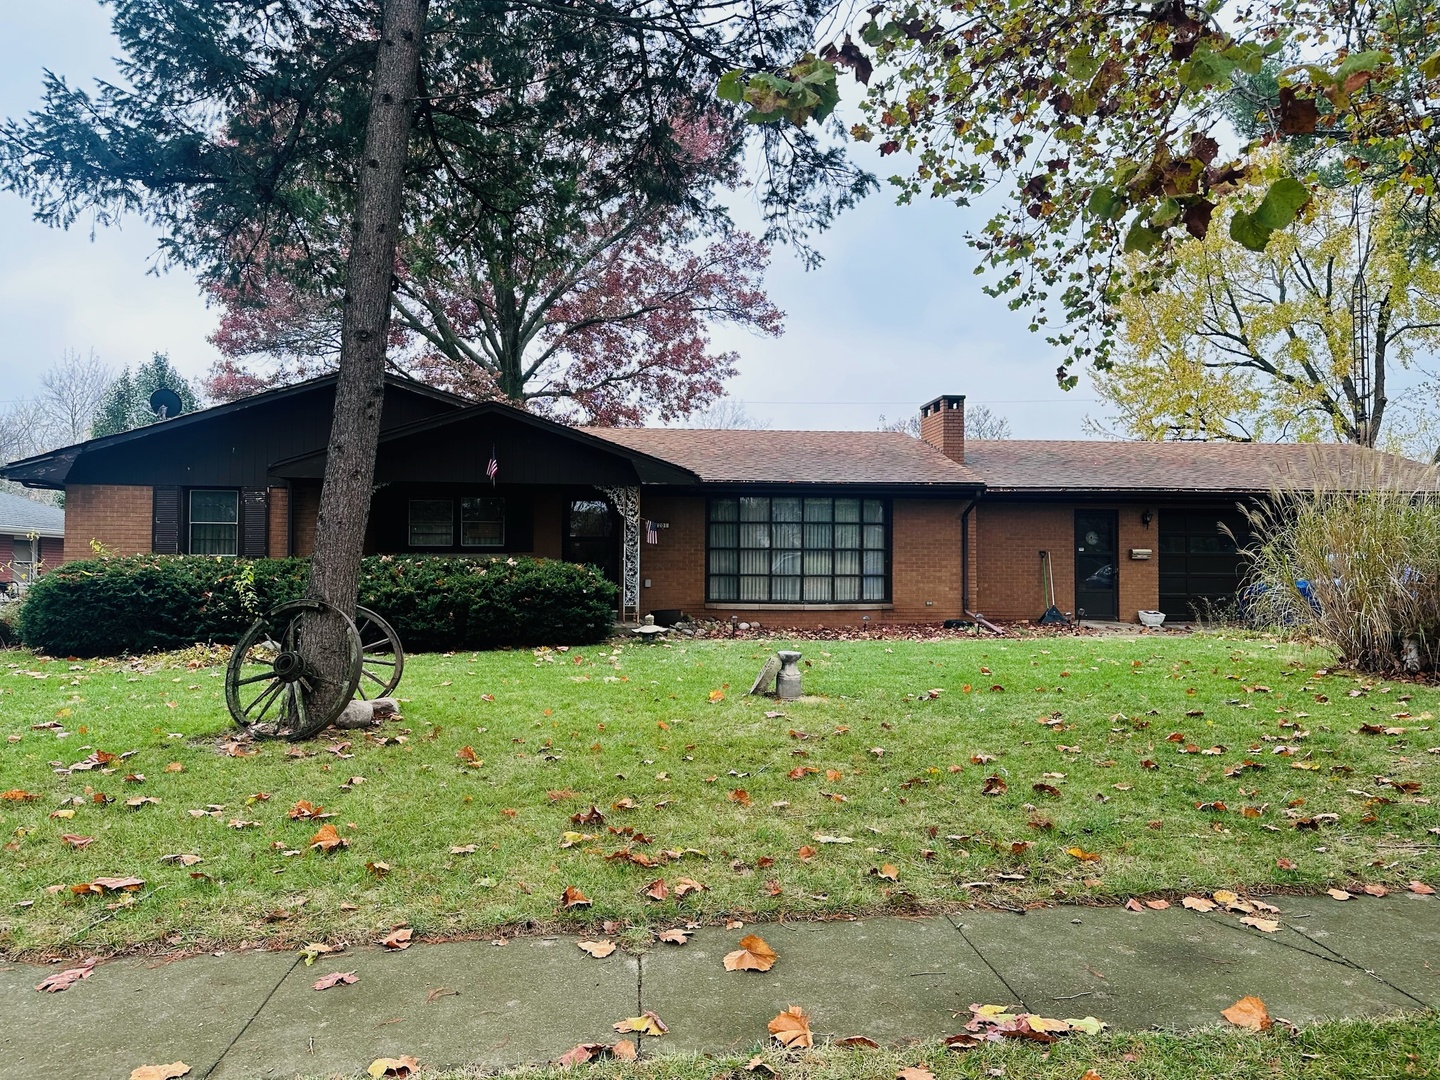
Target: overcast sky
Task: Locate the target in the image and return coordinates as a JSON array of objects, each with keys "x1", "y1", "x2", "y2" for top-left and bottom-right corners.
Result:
[{"x1": 0, "y1": 2, "x2": 1102, "y2": 436}]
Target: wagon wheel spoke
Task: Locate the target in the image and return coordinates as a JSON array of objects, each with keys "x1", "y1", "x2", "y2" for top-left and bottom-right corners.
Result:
[
  {"x1": 362, "y1": 667, "x2": 390, "y2": 687},
  {"x1": 233, "y1": 670, "x2": 275, "y2": 688},
  {"x1": 245, "y1": 677, "x2": 286, "y2": 718}
]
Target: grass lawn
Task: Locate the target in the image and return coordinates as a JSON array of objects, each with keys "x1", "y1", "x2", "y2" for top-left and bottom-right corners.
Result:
[
  {"x1": 345, "y1": 1017, "x2": 1440, "y2": 1080},
  {"x1": 0, "y1": 633, "x2": 1437, "y2": 956}
]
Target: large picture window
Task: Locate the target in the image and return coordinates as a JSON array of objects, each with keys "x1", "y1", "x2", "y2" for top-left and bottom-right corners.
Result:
[
  {"x1": 189, "y1": 490, "x2": 239, "y2": 556},
  {"x1": 707, "y1": 496, "x2": 887, "y2": 603},
  {"x1": 460, "y1": 497, "x2": 505, "y2": 548},
  {"x1": 408, "y1": 499, "x2": 454, "y2": 547}
]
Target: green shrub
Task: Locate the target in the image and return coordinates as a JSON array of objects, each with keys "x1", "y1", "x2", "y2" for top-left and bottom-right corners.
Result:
[{"x1": 18, "y1": 554, "x2": 618, "y2": 657}]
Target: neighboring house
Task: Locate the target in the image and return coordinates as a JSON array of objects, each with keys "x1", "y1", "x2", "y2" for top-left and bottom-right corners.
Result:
[
  {"x1": 1, "y1": 376, "x2": 1433, "y2": 624},
  {"x1": 0, "y1": 490, "x2": 65, "y2": 590}
]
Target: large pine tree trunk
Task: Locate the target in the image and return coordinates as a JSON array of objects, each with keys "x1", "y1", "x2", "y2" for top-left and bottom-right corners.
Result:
[{"x1": 300, "y1": 0, "x2": 428, "y2": 726}]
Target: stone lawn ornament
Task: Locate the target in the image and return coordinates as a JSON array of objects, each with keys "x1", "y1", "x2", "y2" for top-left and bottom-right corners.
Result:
[
  {"x1": 748, "y1": 650, "x2": 803, "y2": 700},
  {"x1": 632, "y1": 614, "x2": 667, "y2": 641}
]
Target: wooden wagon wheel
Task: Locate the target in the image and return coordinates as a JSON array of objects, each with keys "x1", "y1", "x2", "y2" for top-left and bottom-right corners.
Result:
[
  {"x1": 225, "y1": 599, "x2": 363, "y2": 740},
  {"x1": 354, "y1": 605, "x2": 405, "y2": 699}
]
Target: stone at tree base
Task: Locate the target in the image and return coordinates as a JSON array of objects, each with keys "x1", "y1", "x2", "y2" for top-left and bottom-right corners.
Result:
[{"x1": 335, "y1": 697, "x2": 401, "y2": 730}]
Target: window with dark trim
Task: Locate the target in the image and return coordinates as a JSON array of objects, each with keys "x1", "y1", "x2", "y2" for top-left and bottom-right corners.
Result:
[
  {"x1": 707, "y1": 496, "x2": 888, "y2": 603},
  {"x1": 460, "y1": 497, "x2": 505, "y2": 548},
  {"x1": 408, "y1": 499, "x2": 454, "y2": 547},
  {"x1": 189, "y1": 490, "x2": 239, "y2": 556}
]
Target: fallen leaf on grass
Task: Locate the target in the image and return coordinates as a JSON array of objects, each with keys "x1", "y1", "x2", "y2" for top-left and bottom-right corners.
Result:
[
  {"x1": 797, "y1": 845, "x2": 817, "y2": 861},
  {"x1": 309, "y1": 824, "x2": 348, "y2": 852},
  {"x1": 1182, "y1": 896, "x2": 1217, "y2": 912},
  {"x1": 1362, "y1": 884, "x2": 1388, "y2": 897},
  {"x1": 35, "y1": 961, "x2": 96, "y2": 992},
  {"x1": 1409, "y1": 881, "x2": 1435, "y2": 895},
  {"x1": 163, "y1": 762, "x2": 184, "y2": 773},
  {"x1": 981, "y1": 775, "x2": 1007, "y2": 796},
  {"x1": 657, "y1": 928, "x2": 691, "y2": 945},
  {"x1": 380, "y1": 927, "x2": 413, "y2": 950},
  {"x1": 1276, "y1": 858, "x2": 1298, "y2": 871},
  {"x1": 767, "y1": 1006, "x2": 813, "y2": 1048},
  {"x1": 872, "y1": 864, "x2": 900, "y2": 882},
  {"x1": 673, "y1": 877, "x2": 707, "y2": 898},
  {"x1": 312, "y1": 971, "x2": 358, "y2": 990},
  {"x1": 729, "y1": 788, "x2": 751, "y2": 806},
  {"x1": 724, "y1": 934, "x2": 778, "y2": 972},
  {"x1": 1, "y1": 790, "x2": 39, "y2": 802},
  {"x1": 578, "y1": 940, "x2": 617, "y2": 958},
  {"x1": 130, "y1": 1064, "x2": 189, "y2": 1080},
  {"x1": 744, "y1": 1054, "x2": 777, "y2": 1075},
  {"x1": 1221, "y1": 995, "x2": 1272, "y2": 1031},
  {"x1": 60, "y1": 834, "x2": 96, "y2": 850},
  {"x1": 896, "y1": 1068, "x2": 935, "y2": 1080},
  {"x1": 613, "y1": 1010, "x2": 668, "y2": 1036},
  {"x1": 367, "y1": 1057, "x2": 419, "y2": 1078},
  {"x1": 288, "y1": 800, "x2": 325, "y2": 820},
  {"x1": 943, "y1": 1033, "x2": 981, "y2": 1051},
  {"x1": 837, "y1": 1035, "x2": 879, "y2": 1049},
  {"x1": 366, "y1": 861, "x2": 391, "y2": 878},
  {"x1": 1066, "y1": 847, "x2": 1101, "y2": 862},
  {"x1": 561, "y1": 886, "x2": 592, "y2": 909},
  {"x1": 643, "y1": 878, "x2": 667, "y2": 901}
]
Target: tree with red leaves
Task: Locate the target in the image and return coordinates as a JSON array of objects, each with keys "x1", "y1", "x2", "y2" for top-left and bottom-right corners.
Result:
[{"x1": 206, "y1": 122, "x2": 784, "y2": 426}]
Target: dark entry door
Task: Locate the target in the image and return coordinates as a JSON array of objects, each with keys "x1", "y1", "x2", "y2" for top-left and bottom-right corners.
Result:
[
  {"x1": 1158, "y1": 509, "x2": 1250, "y2": 620},
  {"x1": 564, "y1": 498, "x2": 620, "y2": 584},
  {"x1": 1074, "y1": 510, "x2": 1119, "y2": 620}
]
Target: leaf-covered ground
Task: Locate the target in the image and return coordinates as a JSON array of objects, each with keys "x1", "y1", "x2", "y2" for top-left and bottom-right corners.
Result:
[
  {"x1": 1, "y1": 634, "x2": 1436, "y2": 956},
  {"x1": 317, "y1": 1017, "x2": 1440, "y2": 1080}
]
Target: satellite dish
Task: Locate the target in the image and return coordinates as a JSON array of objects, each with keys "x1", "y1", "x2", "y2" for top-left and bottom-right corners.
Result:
[{"x1": 149, "y1": 387, "x2": 184, "y2": 420}]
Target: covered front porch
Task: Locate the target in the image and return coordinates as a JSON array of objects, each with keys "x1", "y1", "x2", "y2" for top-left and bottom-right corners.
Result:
[{"x1": 270, "y1": 403, "x2": 698, "y2": 622}]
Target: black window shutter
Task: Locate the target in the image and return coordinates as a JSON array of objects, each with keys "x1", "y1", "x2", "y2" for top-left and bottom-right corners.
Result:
[
  {"x1": 241, "y1": 488, "x2": 268, "y2": 557},
  {"x1": 152, "y1": 486, "x2": 180, "y2": 554}
]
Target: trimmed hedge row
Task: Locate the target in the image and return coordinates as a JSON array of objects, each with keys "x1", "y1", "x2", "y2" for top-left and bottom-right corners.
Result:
[{"x1": 17, "y1": 554, "x2": 619, "y2": 657}]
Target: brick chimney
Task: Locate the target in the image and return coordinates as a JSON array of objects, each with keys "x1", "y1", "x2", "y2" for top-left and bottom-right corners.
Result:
[{"x1": 920, "y1": 394, "x2": 966, "y2": 463}]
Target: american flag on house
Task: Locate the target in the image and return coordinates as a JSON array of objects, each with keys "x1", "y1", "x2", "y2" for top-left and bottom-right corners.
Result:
[
  {"x1": 644, "y1": 519, "x2": 659, "y2": 544},
  {"x1": 486, "y1": 452, "x2": 498, "y2": 485}
]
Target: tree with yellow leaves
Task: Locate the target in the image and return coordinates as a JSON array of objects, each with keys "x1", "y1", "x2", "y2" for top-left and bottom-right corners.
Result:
[{"x1": 1092, "y1": 183, "x2": 1440, "y2": 450}]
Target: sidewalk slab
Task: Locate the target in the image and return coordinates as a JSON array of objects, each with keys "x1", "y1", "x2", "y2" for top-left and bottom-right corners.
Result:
[
  {"x1": 0, "y1": 950, "x2": 294, "y2": 1080},
  {"x1": 954, "y1": 905, "x2": 1418, "y2": 1032},
  {"x1": 638, "y1": 917, "x2": 1008, "y2": 1054},
  {"x1": 208, "y1": 937, "x2": 638, "y2": 1079},
  {"x1": 1249, "y1": 893, "x2": 1440, "y2": 1008}
]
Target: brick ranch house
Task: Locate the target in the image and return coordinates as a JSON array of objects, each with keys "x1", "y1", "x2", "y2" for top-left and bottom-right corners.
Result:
[
  {"x1": 0, "y1": 490, "x2": 64, "y2": 590},
  {"x1": 2, "y1": 374, "x2": 1433, "y2": 626}
]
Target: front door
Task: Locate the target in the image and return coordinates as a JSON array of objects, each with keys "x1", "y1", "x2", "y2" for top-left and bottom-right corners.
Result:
[
  {"x1": 1074, "y1": 510, "x2": 1118, "y2": 620},
  {"x1": 564, "y1": 498, "x2": 620, "y2": 585}
]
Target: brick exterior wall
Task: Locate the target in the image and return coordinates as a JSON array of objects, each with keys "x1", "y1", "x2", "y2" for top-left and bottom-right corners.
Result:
[
  {"x1": 267, "y1": 486, "x2": 289, "y2": 557},
  {"x1": 63, "y1": 485, "x2": 153, "y2": 562},
  {"x1": 973, "y1": 500, "x2": 1159, "y2": 622},
  {"x1": 920, "y1": 395, "x2": 966, "y2": 463},
  {"x1": 291, "y1": 483, "x2": 321, "y2": 557},
  {"x1": 637, "y1": 494, "x2": 966, "y2": 628}
]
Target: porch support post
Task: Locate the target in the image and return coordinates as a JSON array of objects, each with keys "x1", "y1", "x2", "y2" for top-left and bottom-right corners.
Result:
[{"x1": 598, "y1": 485, "x2": 641, "y2": 624}]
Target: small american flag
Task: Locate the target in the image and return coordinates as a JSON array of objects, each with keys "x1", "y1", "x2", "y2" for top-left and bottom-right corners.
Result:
[
  {"x1": 486, "y1": 452, "x2": 498, "y2": 486},
  {"x1": 644, "y1": 519, "x2": 659, "y2": 544}
]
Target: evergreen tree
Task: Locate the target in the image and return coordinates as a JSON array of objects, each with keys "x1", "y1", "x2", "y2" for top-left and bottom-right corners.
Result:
[{"x1": 91, "y1": 354, "x2": 199, "y2": 438}]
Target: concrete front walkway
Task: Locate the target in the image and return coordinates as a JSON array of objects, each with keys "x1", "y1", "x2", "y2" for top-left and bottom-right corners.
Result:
[{"x1": 1, "y1": 892, "x2": 1435, "y2": 1080}]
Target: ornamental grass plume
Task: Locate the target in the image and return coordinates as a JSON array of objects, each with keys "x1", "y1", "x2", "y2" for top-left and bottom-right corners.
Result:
[{"x1": 1242, "y1": 448, "x2": 1440, "y2": 672}]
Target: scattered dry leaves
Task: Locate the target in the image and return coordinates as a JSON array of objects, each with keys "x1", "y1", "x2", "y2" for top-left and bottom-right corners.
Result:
[
  {"x1": 724, "y1": 934, "x2": 778, "y2": 972},
  {"x1": 767, "y1": 1006, "x2": 814, "y2": 1048}
]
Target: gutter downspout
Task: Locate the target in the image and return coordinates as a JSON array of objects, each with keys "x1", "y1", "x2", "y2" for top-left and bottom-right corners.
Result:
[{"x1": 960, "y1": 494, "x2": 1004, "y2": 635}]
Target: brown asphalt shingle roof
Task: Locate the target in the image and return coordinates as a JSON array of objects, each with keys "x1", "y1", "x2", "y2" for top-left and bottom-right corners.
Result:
[
  {"x1": 583, "y1": 428, "x2": 983, "y2": 486},
  {"x1": 964, "y1": 440, "x2": 1439, "y2": 493}
]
